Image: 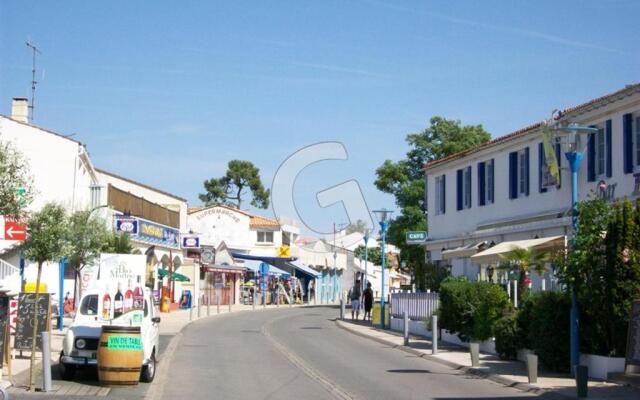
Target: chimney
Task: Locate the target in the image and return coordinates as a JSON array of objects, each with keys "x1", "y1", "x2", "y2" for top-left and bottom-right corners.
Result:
[{"x1": 11, "y1": 97, "x2": 29, "y2": 123}]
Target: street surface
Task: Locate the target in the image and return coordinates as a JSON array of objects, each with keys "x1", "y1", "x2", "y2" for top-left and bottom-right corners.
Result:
[{"x1": 159, "y1": 306, "x2": 535, "y2": 400}]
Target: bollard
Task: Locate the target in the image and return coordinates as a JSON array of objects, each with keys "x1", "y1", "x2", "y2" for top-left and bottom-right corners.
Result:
[
  {"x1": 207, "y1": 298, "x2": 210, "y2": 317},
  {"x1": 339, "y1": 298, "x2": 344, "y2": 320},
  {"x1": 217, "y1": 296, "x2": 221, "y2": 314},
  {"x1": 263, "y1": 292, "x2": 266, "y2": 309},
  {"x1": 190, "y1": 304, "x2": 193, "y2": 321},
  {"x1": 228, "y1": 299, "x2": 232, "y2": 313},
  {"x1": 41, "y1": 331, "x2": 52, "y2": 392},
  {"x1": 253, "y1": 296, "x2": 256, "y2": 311},
  {"x1": 526, "y1": 353, "x2": 538, "y2": 383},
  {"x1": 432, "y1": 315, "x2": 438, "y2": 355},
  {"x1": 576, "y1": 365, "x2": 588, "y2": 398},
  {"x1": 403, "y1": 311, "x2": 409, "y2": 346},
  {"x1": 197, "y1": 298, "x2": 201, "y2": 318}
]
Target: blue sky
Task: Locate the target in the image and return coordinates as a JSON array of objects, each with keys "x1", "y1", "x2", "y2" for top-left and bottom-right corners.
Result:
[{"x1": 1, "y1": 1, "x2": 638, "y2": 235}]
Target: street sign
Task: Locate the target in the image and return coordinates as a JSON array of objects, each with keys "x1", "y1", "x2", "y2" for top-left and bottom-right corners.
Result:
[
  {"x1": 115, "y1": 217, "x2": 139, "y2": 235},
  {"x1": 406, "y1": 231, "x2": 427, "y2": 244},
  {"x1": 0, "y1": 217, "x2": 27, "y2": 241},
  {"x1": 181, "y1": 235, "x2": 200, "y2": 249}
]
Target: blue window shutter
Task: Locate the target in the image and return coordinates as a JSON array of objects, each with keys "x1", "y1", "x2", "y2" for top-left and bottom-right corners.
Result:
[
  {"x1": 456, "y1": 169, "x2": 463, "y2": 211},
  {"x1": 524, "y1": 147, "x2": 530, "y2": 196},
  {"x1": 442, "y1": 174, "x2": 446, "y2": 214},
  {"x1": 606, "y1": 119, "x2": 612, "y2": 178},
  {"x1": 466, "y1": 166, "x2": 472, "y2": 207},
  {"x1": 623, "y1": 113, "x2": 633, "y2": 174},
  {"x1": 587, "y1": 132, "x2": 596, "y2": 182},
  {"x1": 478, "y1": 162, "x2": 486, "y2": 206},
  {"x1": 490, "y1": 159, "x2": 495, "y2": 203},
  {"x1": 509, "y1": 152, "x2": 518, "y2": 199},
  {"x1": 555, "y1": 143, "x2": 562, "y2": 188},
  {"x1": 538, "y1": 142, "x2": 547, "y2": 193}
]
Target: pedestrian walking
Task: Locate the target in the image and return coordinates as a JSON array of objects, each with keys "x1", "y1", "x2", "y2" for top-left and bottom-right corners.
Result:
[
  {"x1": 350, "y1": 280, "x2": 362, "y2": 320},
  {"x1": 363, "y1": 282, "x2": 373, "y2": 321}
]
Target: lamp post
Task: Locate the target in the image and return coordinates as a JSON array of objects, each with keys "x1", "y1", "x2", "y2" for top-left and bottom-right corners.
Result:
[
  {"x1": 372, "y1": 208, "x2": 393, "y2": 329},
  {"x1": 553, "y1": 121, "x2": 599, "y2": 376}
]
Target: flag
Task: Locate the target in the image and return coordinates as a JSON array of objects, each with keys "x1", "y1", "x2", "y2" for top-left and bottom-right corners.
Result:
[{"x1": 542, "y1": 126, "x2": 560, "y2": 185}]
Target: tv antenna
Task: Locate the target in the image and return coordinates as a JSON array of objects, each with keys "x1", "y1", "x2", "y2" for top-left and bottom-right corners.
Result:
[{"x1": 25, "y1": 40, "x2": 41, "y2": 121}]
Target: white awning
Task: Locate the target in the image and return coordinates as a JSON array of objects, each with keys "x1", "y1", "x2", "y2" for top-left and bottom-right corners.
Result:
[
  {"x1": 442, "y1": 242, "x2": 486, "y2": 260},
  {"x1": 470, "y1": 235, "x2": 565, "y2": 264}
]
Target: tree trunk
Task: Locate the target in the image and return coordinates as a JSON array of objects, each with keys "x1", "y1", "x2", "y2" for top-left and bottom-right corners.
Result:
[{"x1": 28, "y1": 261, "x2": 43, "y2": 391}]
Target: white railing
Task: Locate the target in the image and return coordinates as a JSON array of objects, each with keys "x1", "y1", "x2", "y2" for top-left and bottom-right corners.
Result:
[
  {"x1": 0, "y1": 258, "x2": 19, "y2": 281},
  {"x1": 391, "y1": 292, "x2": 439, "y2": 320}
]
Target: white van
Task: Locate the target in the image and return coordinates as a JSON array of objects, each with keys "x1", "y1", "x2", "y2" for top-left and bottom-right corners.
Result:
[{"x1": 59, "y1": 287, "x2": 160, "y2": 382}]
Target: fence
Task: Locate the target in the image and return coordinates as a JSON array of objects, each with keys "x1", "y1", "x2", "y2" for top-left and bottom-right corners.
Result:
[{"x1": 391, "y1": 292, "x2": 439, "y2": 321}]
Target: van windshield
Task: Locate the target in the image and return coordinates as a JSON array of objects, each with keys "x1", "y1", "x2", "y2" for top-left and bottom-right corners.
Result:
[{"x1": 80, "y1": 295, "x2": 99, "y2": 315}]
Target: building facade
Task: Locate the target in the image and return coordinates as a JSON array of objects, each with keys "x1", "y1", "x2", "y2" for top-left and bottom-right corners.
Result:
[{"x1": 424, "y1": 84, "x2": 640, "y2": 290}]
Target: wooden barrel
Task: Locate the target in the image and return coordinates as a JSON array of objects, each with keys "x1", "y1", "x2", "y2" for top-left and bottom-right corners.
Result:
[{"x1": 97, "y1": 325, "x2": 143, "y2": 386}]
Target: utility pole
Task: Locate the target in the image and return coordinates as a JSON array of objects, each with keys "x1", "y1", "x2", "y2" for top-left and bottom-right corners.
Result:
[{"x1": 25, "y1": 41, "x2": 41, "y2": 121}]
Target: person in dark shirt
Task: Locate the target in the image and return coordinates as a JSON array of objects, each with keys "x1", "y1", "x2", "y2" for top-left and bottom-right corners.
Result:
[{"x1": 363, "y1": 282, "x2": 374, "y2": 321}]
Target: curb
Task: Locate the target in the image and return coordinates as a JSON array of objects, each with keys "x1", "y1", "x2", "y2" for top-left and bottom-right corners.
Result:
[{"x1": 334, "y1": 319, "x2": 570, "y2": 400}]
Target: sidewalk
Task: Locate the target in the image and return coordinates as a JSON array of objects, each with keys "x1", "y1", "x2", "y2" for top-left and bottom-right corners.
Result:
[
  {"x1": 3, "y1": 302, "x2": 294, "y2": 397},
  {"x1": 336, "y1": 318, "x2": 640, "y2": 400}
]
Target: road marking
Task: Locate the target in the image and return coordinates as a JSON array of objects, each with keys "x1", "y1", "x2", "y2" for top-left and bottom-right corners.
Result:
[{"x1": 262, "y1": 317, "x2": 355, "y2": 400}]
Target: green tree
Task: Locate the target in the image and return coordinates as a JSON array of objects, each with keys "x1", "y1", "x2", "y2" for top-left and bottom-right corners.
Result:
[
  {"x1": 375, "y1": 117, "x2": 490, "y2": 288},
  {"x1": 0, "y1": 140, "x2": 34, "y2": 220},
  {"x1": 199, "y1": 160, "x2": 270, "y2": 209},
  {"x1": 22, "y1": 203, "x2": 69, "y2": 391},
  {"x1": 345, "y1": 219, "x2": 367, "y2": 234},
  {"x1": 499, "y1": 247, "x2": 550, "y2": 301},
  {"x1": 66, "y1": 210, "x2": 110, "y2": 299},
  {"x1": 353, "y1": 245, "x2": 393, "y2": 268},
  {"x1": 101, "y1": 231, "x2": 134, "y2": 254}
]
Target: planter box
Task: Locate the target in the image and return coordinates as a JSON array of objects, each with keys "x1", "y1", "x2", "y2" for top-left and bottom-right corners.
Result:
[{"x1": 580, "y1": 353, "x2": 626, "y2": 380}]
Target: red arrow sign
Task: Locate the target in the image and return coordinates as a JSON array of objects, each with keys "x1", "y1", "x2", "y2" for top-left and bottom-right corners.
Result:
[{"x1": 5, "y1": 221, "x2": 26, "y2": 240}]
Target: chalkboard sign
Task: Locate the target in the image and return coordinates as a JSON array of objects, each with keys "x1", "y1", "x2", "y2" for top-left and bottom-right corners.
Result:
[
  {"x1": 626, "y1": 300, "x2": 640, "y2": 370},
  {"x1": 15, "y1": 293, "x2": 51, "y2": 351}
]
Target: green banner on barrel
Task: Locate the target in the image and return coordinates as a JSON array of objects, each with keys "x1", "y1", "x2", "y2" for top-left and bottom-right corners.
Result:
[{"x1": 107, "y1": 335, "x2": 142, "y2": 351}]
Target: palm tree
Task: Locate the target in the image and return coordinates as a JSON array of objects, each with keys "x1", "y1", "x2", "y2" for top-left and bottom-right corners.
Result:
[{"x1": 499, "y1": 247, "x2": 550, "y2": 301}]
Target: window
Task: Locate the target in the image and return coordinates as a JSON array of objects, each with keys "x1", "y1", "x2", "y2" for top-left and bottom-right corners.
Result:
[
  {"x1": 518, "y1": 150, "x2": 527, "y2": 195},
  {"x1": 635, "y1": 116, "x2": 640, "y2": 168},
  {"x1": 434, "y1": 175, "x2": 446, "y2": 215},
  {"x1": 257, "y1": 231, "x2": 274, "y2": 243},
  {"x1": 486, "y1": 160, "x2": 494, "y2": 203},
  {"x1": 478, "y1": 159, "x2": 494, "y2": 206},
  {"x1": 80, "y1": 295, "x2": 99, "y2": 316},
  {"x1": 596, "y1": 127, "x2": 606, "y2": 177},
  {"x1": 456, "y1": 167, "x2": 471, "y2": 211}
]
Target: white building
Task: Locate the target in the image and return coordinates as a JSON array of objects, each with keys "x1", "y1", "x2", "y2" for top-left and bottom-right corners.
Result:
[
  {"x1": 424, "y1": 83, "x2": 640, "y2": 289},
  {"x1": 0, "y1": 99, "x2": 101, "y2": 298}
]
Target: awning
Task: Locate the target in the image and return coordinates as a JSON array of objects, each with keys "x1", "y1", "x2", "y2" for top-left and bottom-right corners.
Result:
[
  {"x1": 157, "y1": 268, "x2": 190, "y2": 282},
  {"x1": 280, "y1": 260, "x2": 320, "y2": 279},
  {"x1": 471, "y1": 235, "x2": 565, "y2": 264},
  {"x1": 201, "y1": 264, "x2": 247, "y2": 275},
  {"x1": 242, "y1": 259, "x2": 289, "y2": 277},
  {"x1": 442, "y1": 242, "x2": 486, "y2": 260}
]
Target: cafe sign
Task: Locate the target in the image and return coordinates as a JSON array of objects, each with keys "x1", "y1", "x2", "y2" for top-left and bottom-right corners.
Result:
[{"x1": 119, "y1": 216, "x2": 180, "y2": 249}]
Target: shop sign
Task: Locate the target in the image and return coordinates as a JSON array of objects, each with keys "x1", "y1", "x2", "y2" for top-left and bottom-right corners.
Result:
[
  {"x1": 136, "y1": 219, "x2": 179, "y2": 248},
  {"x1": 116, "y1": 217, "x2": 139, "y2": 235},
  {"x1": 182, "y1": 235, "x2": 200, "y2": 249},
  {"x1": 406, "y1": 231, "x2": 427, "y2": 244}
]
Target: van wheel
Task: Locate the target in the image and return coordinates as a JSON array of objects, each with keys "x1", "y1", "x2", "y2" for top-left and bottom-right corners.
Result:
[
  {"x1": 140, "y1": 350, "x2": 156, "y2": 383},
  {"x1": 59, "y1": 353, "x2": 76, "y2": 380}
]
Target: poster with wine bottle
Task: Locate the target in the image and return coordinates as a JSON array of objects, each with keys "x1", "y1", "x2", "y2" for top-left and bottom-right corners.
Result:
[{"x1": 85, "y1": 254, "x2": 146, "y2": 325}]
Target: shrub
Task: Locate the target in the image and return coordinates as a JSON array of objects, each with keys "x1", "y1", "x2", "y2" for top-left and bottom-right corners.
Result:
[
  {"x1": 437, "y1": 277, "x2": 512, "y2": 343},
  {"x1": 494, "y1": 312, "x2": 519, "y2": 360},
  {"x1": 524, "y1": 291, "x2": 571, "y2": 372}
]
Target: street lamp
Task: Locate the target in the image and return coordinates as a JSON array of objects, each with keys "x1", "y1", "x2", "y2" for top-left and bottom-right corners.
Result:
[
  {"x1": 552, "y1": 121, "x2": 599, "y2": 376},
  {"x1": 372, "y1": 208, "x2": 393, "y2": 329},
  {"x1": 363, "y1": 230, "x2": 369, "y2": 293}
]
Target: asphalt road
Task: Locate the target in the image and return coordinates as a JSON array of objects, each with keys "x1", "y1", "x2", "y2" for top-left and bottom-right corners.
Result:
[{"x1": 159, "y1": 306, "x2": 536, "y2": 400}]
